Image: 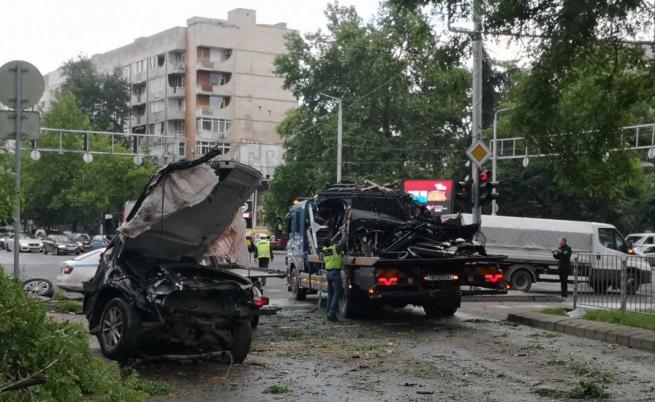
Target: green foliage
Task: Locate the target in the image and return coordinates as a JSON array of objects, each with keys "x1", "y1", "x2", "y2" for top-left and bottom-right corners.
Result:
[
  {"x1": 263, "y1": 384, "x2": 292, "y2": 394},
  {"x1": 0, "y1": 267, "x2": 169, "y2": 401},
  {"x1": 54, "y1": 293, "x2": 83, "y2": 314},
  {"x1": 535, "y1": 381, "x2": 608, "y2": 399},
  {"x1": 60, "y1": 57, "x2": 131, "y2": 132},
  {"x1": 22, "y1": 91, "x2": 155, "y2": 228},
  {"x1": 267, "y1": 3, "x2": 471, "y2": 224},
  {"x1": 0, "y1": 155, "x2": 15, "y2": 223},
  {"x1": 583, "y1": 309, "x2": 655, "y2": 331}
]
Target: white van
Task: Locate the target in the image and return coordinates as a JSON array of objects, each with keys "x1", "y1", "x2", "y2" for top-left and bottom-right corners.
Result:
[{"x1": 460, "y1": 214, "x2": 652, "y2": 293}]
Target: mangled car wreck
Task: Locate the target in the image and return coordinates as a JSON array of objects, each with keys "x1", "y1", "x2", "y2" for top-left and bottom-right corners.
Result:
[
  {"x1": 286, "y1": 182, "x2": 506, "y2": 318},
  {"x1": 83, "y1": 150, "x2": 262, "y2": 362}
]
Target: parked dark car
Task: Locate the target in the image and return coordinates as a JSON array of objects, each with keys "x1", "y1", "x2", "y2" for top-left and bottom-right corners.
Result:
[
  {"x1": 271, "y1": 236, "x2": 287, "y2": 251},
  {"x1": 72, "y1": 233, "x2": 93, "y2": 251},
  {"x1": 43, "y1": 234, "x2": 80, "y2": 255},
  {"x1": 83, "y1": 152, "x2": 263, "y2": 363}
]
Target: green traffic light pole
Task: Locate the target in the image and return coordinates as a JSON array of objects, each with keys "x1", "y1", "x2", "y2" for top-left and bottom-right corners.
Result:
[{"x1": 491, "y1": 106, "x2": 514, "y2": 216}]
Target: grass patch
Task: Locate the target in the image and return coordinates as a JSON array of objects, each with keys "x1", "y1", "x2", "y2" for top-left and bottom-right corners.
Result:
[
  {"x1": 123, "y1": 370, "x2": 174, "y2": 396},
  {"x1": 54, "y1": 293, "x2": 83, "y2": 314},
  {"x1": 541, "y1": 307, "x2": 567, "y2": 316},
  {"x1": 535, "y1": 381, "x2": 608, "y2": 399},
  {"x1": 583, "y1": 310, "x2": 655, "y2": 331},
  {"x1": 263, "y1": 384, "x2": 292, "y2": 394},
  {"x1": 547, "y1": 357, "x2": 566, "y2": 366}
]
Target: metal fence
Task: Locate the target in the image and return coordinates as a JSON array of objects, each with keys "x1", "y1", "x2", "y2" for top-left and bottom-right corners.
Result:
[{"x1": 573, "y1": 253, "x2": 654, "y2": 315}]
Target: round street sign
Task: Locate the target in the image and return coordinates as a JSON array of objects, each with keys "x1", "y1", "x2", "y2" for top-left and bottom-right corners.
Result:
[
  {"x1": 83, "y1": 152, "x2": 93, "y2": 163},
  {"x1": 0, "y1": 60, "x2": 45, "y2": 110},
  {"x1": 648, "y1": 147, "x2": 655, "y2": 160},
  {"x1": 30, "y1": 149, "x2": 41, "y2": 161}
]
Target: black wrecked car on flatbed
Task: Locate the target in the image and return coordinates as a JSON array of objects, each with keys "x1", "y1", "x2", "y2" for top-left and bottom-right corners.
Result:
[
  {"x1": 83, "y1": 150, "x2": 262, "y2": 362},
  {"x1": 286, "y1": 182, "x2": 507, "y2": 318}
]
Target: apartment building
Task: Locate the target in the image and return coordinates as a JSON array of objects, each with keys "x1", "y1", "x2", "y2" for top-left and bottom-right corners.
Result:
[{"x1": 42, "y1": 9, "x2": 297, "y2": 178}]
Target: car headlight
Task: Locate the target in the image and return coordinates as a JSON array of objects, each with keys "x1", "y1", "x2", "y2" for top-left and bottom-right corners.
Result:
[{"x1": 58, "y1": 245, "x2": 66, "y2": 248}]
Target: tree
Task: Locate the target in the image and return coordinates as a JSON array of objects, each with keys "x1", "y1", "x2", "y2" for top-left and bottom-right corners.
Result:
[
  {"x1": 60, "y1": 57, "x2": 131, "y2": 131},
  {"x1": 0, "y1": 155, "x2": 15, "y2": 224},
  {"x1": 22, "y1": 91, "x2": 154, "y2": 229},
  {"x1": 265, "y1": 3, "x2": 471, "y2": 224}
]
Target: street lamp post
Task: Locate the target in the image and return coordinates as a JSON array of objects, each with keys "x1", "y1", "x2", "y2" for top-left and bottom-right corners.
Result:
[
  {"x1": 492, "y1": 106, "x2": 514, "y2": 215},
  {"x1": 319, "y1": 93, "x2": 343, "y2": 183}
]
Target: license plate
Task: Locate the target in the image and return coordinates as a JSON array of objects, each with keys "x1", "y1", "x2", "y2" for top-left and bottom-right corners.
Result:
[{"x1": 425, "y1": 274, "x2": 456, "y2": 281}]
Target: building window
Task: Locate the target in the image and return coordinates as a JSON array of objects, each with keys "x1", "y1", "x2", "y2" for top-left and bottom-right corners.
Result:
[
  {"x1": 179, "y1": 141, "x2": 186, "y2": 156},
  {"x1": 149, "y1": 76, "x2": 164, "y2": 92},
  {"x1": 150, "y1": 100, "x2": 164, "y2": 113},
  {"x1": 171, "y1": 51, "x2": 185, "y2": 63},
  {"x1": 197, "y1": 47, "x2": 210, "y2": 60},
  {"x1": 172, "y1": 120, "x2": 184, "y2": 135},
  {"x1": 210, "y1": 48, "x2": 232, "y2": 62},
  {"x1": 196, "y1": 118, "x2": 231, "y2": 135},
  {"x1": 168, "y1": 75, "x2": 184, "y2": 88},
  {"x1": 210, "y1": 72, "x2": 231, "y2": 86},
  {"x1": 157, "y1": 54, "x2": 165, "y2": 67},
  {"x1": 209, "y1": 96, "x2": 230, "y2": 110},
  {"x1": 136, "y1": 60, "x2": 145, "y2": 73},
  {"x1": 175, "y1": 98, "x2": 185, "y2": 111}
]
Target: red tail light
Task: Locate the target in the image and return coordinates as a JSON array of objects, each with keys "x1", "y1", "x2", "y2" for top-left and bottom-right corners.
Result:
[
  {"x1": 377, "y1": 277, "x2": 398, "y2": 286},
  {"x1": 484, "y1": 273, "x2": 504, "y2": 284},
  {"x1": 63, "y1": 265, "x2": 74, "y2": 274},
  {"x1": 254, "y1": 296, "x2": 269, "y2": 308}
]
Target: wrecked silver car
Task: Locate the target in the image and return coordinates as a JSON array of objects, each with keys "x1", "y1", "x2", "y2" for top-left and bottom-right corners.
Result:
[{"x1": 83, "y1": 150, "x2": 262, "y2": 362}]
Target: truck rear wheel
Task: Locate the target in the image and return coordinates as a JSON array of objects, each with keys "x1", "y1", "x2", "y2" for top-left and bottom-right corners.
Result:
[
  {"x1": 290, "y1": 268, "x2": 307, "y2": 301},
  {"x1": 423, "y1": 301, "x2": 458, "y2": 317},
  {"x1": 510, "y1": 269, "x2": 533, "y2": 292}
]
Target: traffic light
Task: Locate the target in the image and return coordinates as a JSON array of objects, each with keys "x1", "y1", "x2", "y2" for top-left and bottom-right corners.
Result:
[
  {"x1": 479, "y1": 170, "x2": 499, "y2": 205},
  {"x1": 454, "y1": 179, "x2": 471, "y2": 212}
]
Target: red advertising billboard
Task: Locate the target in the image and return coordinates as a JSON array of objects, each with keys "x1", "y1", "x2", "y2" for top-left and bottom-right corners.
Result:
[{"x1": 403, "y1": 180, "x2": 453, "y2": 214}]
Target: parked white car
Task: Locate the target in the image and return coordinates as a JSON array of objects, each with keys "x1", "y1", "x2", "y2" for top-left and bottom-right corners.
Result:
[
  {"x1": 6, "y1": 236, "x2": 43, "y2": 253},
  {"x1": 56, "y1": 248, "x2": 105, "y2": 292},
  {"x1": 626, "y1": 232, "x2": 655, "y2": 254}
]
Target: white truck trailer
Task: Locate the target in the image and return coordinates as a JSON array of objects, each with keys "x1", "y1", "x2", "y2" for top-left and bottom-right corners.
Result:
[{"x1": 461, "y1": 214, "x2": 652, "y2": 293}]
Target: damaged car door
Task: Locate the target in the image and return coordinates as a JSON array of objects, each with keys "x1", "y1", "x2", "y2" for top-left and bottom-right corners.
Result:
[{"x1": 83, "y1": 151, "x2": 262, "y2": 362}]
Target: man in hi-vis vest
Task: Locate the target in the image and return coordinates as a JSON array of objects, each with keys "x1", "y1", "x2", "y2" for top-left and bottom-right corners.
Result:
[
  {"x1": 322, "y1": 237, "x2": 344, "y2": 322},
  {"x1": 255, "y1": 234, "x2": 273, "y2": 268}
]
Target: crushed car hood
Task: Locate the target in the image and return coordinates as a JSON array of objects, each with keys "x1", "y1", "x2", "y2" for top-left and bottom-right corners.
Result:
[{"x1": 119, "y1": 150, "x2": 262, "y2": 263}]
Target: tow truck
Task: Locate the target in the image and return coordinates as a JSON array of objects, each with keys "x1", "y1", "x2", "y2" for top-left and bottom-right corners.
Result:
[{"x1": 285, "y1": 182, "x2": 507, "y2": 318}]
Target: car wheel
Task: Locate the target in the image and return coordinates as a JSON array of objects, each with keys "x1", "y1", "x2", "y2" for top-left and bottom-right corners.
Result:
[
  {"x1": 229, "y1": 319, "x2": 252, "y2": 363},
  {"x1": 98, "y1": 297, "x2": 142, "y2": 361},
  {"x1": 290, "y1": 268, "x2": 307, "y2": 301},
  {"x1": 22, "y1": 278, "x2": 55, "y2": 298},
  {"x1": 250, "y1": 313, "x2": 260, "y2": 329},
  {"x1": 625, "y1": 271, "x2": 640, "y2": 295},
  {"x1": 510, "y1": 269, "x2": 533, "y2": 292}
]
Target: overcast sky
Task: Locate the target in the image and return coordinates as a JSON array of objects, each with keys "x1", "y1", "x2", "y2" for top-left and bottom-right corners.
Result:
[
  {"x1": 4, "y1": 0, "x2": 523, "y2": 76},
  {"x1": 3, "y1": 0, "x2": 384, "y2": 74}
]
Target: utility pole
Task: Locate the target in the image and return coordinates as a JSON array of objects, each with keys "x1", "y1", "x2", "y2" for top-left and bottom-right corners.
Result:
[
  {"x1": 471, "y1": 0, "x2": 483, "y2": 225},
  {"x1": 319, "y1": 93, "x2": 343, "y2": 183},
  {"x1": 13, "y1": 65, "x2": 23, "y2": 278},
  {"x1": 492, "y1": 106, "x2": 514, "y2": 215}
]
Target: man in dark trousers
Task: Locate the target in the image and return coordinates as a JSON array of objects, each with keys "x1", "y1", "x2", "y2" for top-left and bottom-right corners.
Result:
[
  {"x1": 553, "y1": 237, "x2": 573, "y2": 300},
  {"x1": 322, "y1": 237, "x2": 344, "y2": 322}
]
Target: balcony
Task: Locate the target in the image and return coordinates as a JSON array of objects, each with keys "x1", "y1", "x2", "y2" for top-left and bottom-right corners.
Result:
[
  {"x1": 132, "y1": 115, "x2": 146, "y2": 126},
  {"x1": 196, "y1": 83, "x2": 233, "y2": 96},
  {"x1": 197, "y1": 105, "x2": 232, "y2": 119},
  {"x1": 196, "y1": 57, "x2": 235, "y2": 72},
  {"x1": 167, "y1": 107, "x2": 186, "y2": 120},
  {"x1": 167, "y1": 61, "x2": 185, "y2": 74},
  {"x1": 131, "y1": 92, "x2": 146, "y2": 105},
  {"x1": 133, "y1": 70, "x2": 147, "y2": 83}
]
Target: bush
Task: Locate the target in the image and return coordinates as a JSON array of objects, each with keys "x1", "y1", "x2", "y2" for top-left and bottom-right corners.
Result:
[{"x1": 0, "y1": 268, "x2": 167, "y2": 401}]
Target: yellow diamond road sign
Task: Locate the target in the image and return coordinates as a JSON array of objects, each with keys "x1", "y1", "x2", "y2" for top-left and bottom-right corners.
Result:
[{"x1": 466, "y1": 140, "x2": 491, "y2": 168}]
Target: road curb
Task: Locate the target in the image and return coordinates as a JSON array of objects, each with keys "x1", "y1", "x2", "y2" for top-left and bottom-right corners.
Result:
[
  {"x1": 507, "y1": 311, "x2": 655, "y2": 353},
  {"x1": 464, "y1": 295, "x2": 561, "y2": 302}
]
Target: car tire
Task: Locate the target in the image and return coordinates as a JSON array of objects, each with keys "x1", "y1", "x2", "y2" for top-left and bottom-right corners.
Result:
[
  {"x1": 98, "y1": 297, "x2": 142, "y2": 361},
  {"x1": 290, "y1": 268, "x2": 307, "y2": 301},
  {"x1": 251, "y1": 313, "x2": 260, "y2": 329},
  {"x1": 22, "y1": 278, "x2": 55, "y2": 298},
  {"x1": 510, "y1": 269, "x2": 533, "y2": 292},
  {"x1": 229, "y1": 319, "x2": 252, "y2": 364}
]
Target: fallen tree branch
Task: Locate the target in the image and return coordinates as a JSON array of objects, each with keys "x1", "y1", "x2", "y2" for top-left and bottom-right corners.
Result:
[{"x1": 0, "y1": 355, "x2": 60, "y2": 393}]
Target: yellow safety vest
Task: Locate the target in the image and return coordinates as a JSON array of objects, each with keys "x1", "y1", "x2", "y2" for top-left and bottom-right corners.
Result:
[
  {"x1": 256, "y1": 240, "x2": 271, "y2": 259},
  {"x1": 322, "y1": 245, "x2": 342, "y2": 270}
]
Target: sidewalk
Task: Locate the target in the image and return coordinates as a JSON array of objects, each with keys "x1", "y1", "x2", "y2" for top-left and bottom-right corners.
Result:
[{"x1": 507, "y1": 311, "x2": 655, "y2": 353}]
